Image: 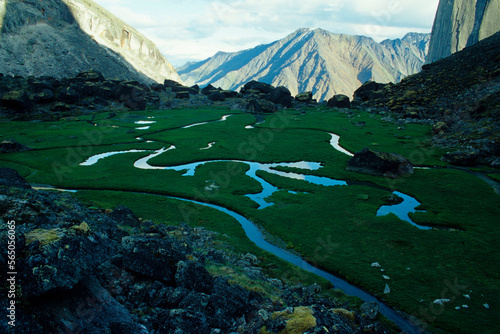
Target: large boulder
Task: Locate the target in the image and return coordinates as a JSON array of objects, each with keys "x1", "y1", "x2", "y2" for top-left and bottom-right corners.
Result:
[
  {"x1": 1, "y1": 89, "x2": 33, "y2": 112},
  {"x1": 240, "y1": 81, "x2": 275, "y2": 95},
  {"x1": 20, "y1": 231, "x2": 113, "y2": 297},
  {"x1": 109, "y1": 205, "x2": 141, "y2": 228},
  {"x1": 175, "y1": 260, "x2": 214, "y2": 293},
  {"x1": 208, "y1": 92, "x2": 226, "y2": 102},
  {"x1": 353, "y1": 81, "x2": 385, "y2": 101},
  {"x1": 268, "y1": 86, "x2": 292, "y2": 107},
  {"x1": 111, "y1": 81, "x2": 147, "y2": 110},
  {"x1": 346, "y1": 148, "x2": 414, "y2": 178},
  {"x1": 295, "y1": 91, "x2": 313, "y2": 103},
  {"x1": 201, "y1": 84, "x2": 220, "y2": 96},
  {"x1": 327, "y1": 94, "x2": 351, "y2": 108},
  {"x1": 120, "y1": 235, "x2": 190, "y2": 283},
  {"x1": 0, "y1": 139, "x2": 32, "y2": 153}
]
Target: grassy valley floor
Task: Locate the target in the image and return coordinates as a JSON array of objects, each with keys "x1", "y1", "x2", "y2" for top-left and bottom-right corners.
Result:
[{"x1": 1, "y1": 106, "x2": 499, "y2": 333}]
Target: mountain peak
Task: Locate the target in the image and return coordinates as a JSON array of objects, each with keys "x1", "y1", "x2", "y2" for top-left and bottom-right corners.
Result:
[{"x1": 179, "y1": 28, "x2": 430, "y2": 101}]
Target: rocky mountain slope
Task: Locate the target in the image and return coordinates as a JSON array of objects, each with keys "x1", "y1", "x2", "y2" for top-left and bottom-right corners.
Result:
[
  {"x1": 0, "y1": 0, "x2": 181, "y2": 84},
  {"x1": 427, "y1": 0, "x2": 500, "y2": 63},
  {"x1": 0, "y1": 168, "x2": 392, "y2": 333},
  {"x1": 178, "y1": 28, "x2": 430, "y2": 101},
  {"x1": 353, "y1": 31, "x2": 500, "y2": 167}
]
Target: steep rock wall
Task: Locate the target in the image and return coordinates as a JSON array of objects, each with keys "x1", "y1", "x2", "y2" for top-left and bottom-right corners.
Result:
[
  {"x1": 427, "y1": 0, "x2": 500, "y2": 63},
  {"x1": 0, "y1": 0, "x2": 181, "y2": 83}
]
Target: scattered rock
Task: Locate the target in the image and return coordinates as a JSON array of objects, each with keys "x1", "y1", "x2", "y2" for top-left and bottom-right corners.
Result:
[
  {"x1": 442, "y1": 151, "x2": 479, "y2": 166},
  {"x1": 0, "y1": 139, "x2": 32, "y2": 153},
  {"x1": 346, "y1": 148, "x2": 414, "y2": 178},
  {"x1": 433, "y1": 299, "x2": 451, "y2": 305},
  {"x1": 360, "y1": 302, "x2": 379, "y2": 320}
]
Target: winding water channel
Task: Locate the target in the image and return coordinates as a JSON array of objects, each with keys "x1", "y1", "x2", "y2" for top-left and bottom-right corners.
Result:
[{"x1": 74, "y1": 116, "x2": 432, "y2": 332}]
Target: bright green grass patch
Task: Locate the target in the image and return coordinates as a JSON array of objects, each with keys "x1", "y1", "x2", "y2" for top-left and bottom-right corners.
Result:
[{"x1": 488, "y1": 173, "x2": 500, "y2": 182}]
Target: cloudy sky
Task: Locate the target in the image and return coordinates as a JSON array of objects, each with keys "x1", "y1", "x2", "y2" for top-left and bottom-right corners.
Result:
[{"x1": 93, "y1": 0, "x2": 440, "y2": 67}]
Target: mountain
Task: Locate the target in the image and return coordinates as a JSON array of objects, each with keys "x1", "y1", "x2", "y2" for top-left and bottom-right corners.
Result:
[
  {"x1": 0, "y1": 0, "x2": 181, "y2": 83},
  {"x1": 427, "y1": 0, "x2": 500, "y2": 63},
  {"x1": 178, "y1": 28, "x2": 430, "y2": 101},
  {"x1": 353, "y1": 31, "x2": 500, "y2": 167}
]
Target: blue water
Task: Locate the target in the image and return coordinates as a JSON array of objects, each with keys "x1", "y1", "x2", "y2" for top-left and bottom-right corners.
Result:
[{"x1": 133, "y1": 150, "x2": 427, "y2": 229}]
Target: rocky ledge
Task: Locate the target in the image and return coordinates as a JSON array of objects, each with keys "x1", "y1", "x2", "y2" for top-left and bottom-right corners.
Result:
[{"x1": 0, "y1": 168, "x2": 393, "y2": 334}]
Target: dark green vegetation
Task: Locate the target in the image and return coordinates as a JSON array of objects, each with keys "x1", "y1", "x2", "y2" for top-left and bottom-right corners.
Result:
[{"x1": 1, "y1": 106, "x2": 499, "y2": 333}]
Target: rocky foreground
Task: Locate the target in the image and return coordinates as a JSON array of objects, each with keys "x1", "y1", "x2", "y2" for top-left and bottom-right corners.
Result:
[{"x1": 0, "y1": 168, "x2": 393, "y2": 334}]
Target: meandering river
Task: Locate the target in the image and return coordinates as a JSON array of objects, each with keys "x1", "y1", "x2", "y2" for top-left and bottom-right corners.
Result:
[{"x1": 74, "y1": 116, "x2": 433, "y2": 332}]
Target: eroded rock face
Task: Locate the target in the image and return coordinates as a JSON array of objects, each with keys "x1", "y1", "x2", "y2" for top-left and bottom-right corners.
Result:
[
  {"x1": 346, "y1": 148, "x2": 414, "y2": 178},
  {"x1": 427, "y1": 0, "x2": 500, "y2": 63},
  {"x1": 0, "y1": 0, "x2": 182, "y2": 84}
]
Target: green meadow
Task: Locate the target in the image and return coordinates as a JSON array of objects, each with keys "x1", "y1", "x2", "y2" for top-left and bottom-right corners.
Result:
[{"x1": 1, "y1": 106, "x2": 499, "y2": 333}]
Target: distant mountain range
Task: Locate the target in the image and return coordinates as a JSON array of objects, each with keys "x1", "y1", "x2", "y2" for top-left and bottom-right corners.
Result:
[
  {"x1": 178, "y1": 28, "x2": 430, "y2": 101},
  {"x1": 0, "y1": 0, "x2": 181, "y2": 83}
]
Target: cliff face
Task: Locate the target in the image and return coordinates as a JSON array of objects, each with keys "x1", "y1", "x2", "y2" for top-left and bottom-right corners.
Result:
[
  {"x1": 179, "y1": 28, "x2": 429, "y2": 101},
  {"x1": 426, "y1": 0, "x2": 500, "y2": 63},
  {"x1": 0, "y1": 0, "x2": 181, "y2": 83}
]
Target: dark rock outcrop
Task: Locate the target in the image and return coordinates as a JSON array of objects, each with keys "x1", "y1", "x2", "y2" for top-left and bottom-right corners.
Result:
[
  {"x1": 0, "y1": 139, "x2": 31, "y2": 153},
  {"x1": 240, "y1": 80, "x2": 275, "y2": 95},
  {"x1": 353, "y1": 81, "x2": 386, "y2": 102},
  {"x1": 109, "y1": 205, "x2": 141, "y2": 228},
  {"x1": 355, "y1": 32, "x2": 500, "y2": 168},
  {"x1": 346, "y1": 148, "x2": 414, "y2": 178},
  {"x1": 0, "y1": 89, "x2": 33, "y2": 112},
  {"x1": 327, "y1": 94, "x2": 351, "y2": 108},
  {"x1": 0, "y1": 167, "x2": 31, "y2": 189},
  {"x1": 295, "y1": 91, "x2": 314, "y2": 103},
  {"x1": 442, "y1": 151, "x2": 480, "y2": 166},
  {"x1": 121, "y1": 235, "x2": 189, "y2": 283},
  {"x1": 268, "y1": 86, "x2": 292, "y2": 107},
  {"x1": 111, "y1": 81, "x2": 148, "y2": 110}
]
